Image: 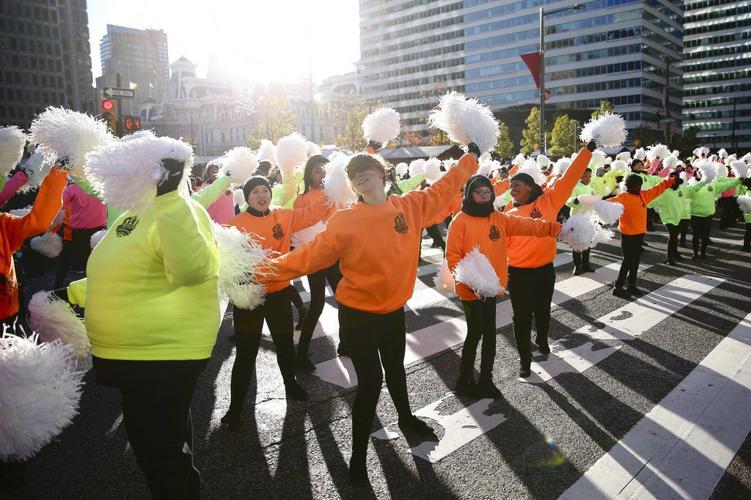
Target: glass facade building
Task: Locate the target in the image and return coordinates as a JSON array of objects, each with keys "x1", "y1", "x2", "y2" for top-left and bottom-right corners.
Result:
[
  {"x1": 682, "y1": 0, "x2": 751, "y2": 150},
  {"x1": 359, "y1": 0, "x2": 683, "y2": 141}
]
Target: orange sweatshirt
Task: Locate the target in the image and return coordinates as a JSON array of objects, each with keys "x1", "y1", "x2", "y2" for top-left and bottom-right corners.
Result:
[
  {"x1": 607, "y1": 178, "x2": 674, "y2": 235},
  {"x1": 292, "y1": 188, "x2": 336, "y2": 220},
  {"x1": 0, "y1": 167, "x2": 67, "y2": 320},
  {"x1": 227, "y1": 200, "x2": 330, "y2": 293},
  {"x1": 446, "y1": 211, "x2": 561, "y2": 301},
  {"x1": 505, "y1": 148, "x2": 592, "y2": 268},
  {"x1": 266, "y1": 153, "x2": 478, "y2": 313}
]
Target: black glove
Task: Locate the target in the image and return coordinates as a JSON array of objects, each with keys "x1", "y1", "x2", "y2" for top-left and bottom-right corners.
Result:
[
  {"x1": 586, "y1": 139, "x2": 596, "y2": 152},
  {"x1": 669, "y1": 172, "x2": 683, "y2": 190},
  {"x1": 466, "y1": 142, "x2": 481, "y2": 157},
  {"x1": 367, "y1": 140, "x2": 382, "y2": 151},
  {"x1": 156, "y1": 158, "x2": 186, "y2": 196},
  {"x1": 615, "y1": 176, "x2": 624, "y2": 183},
  {"x1": 573, "y1": 198, "x2": 580, "y2": 204},
  {"x1": 51, "y1": 287, "x2": 69, "y2": 303},
  {"x1": 741, "y1": 177, "x2": 751, "y2": 188},
  {"x1": 54, "y1": 155, "x2": 71, "y2": 171}
]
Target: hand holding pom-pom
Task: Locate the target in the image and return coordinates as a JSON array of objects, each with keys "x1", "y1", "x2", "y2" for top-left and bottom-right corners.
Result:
[
  {"x1": 467, "y1": 142, "x2": 481, "y2": 158},
  {"x1": 156, "y1": 158, "x2": 185, "y2": 196},
  {"x1": 367, "y1": 140, "x2": 382, "y2": 152}
]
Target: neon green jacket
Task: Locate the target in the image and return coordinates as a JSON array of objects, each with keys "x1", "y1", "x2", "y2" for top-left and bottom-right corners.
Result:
[
  {"x1": 565, "y1": 181, "x2": 595, "y2": 215},
  {"x1": 68, "y1": 191, "x2": 220, "y2": 360},
  {"x1": 654, "y1": 184, "x2": 688, "y2": 226},
  {"x1": 685, "y1": 178, "x2": 741, "y2": 217}
]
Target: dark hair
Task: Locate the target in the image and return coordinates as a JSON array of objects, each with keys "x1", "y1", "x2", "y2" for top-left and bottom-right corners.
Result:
[
  {"x1": 303, "y1": 154, "x2": 329, "y2": 194},
  {"x1": 345, "y1": 154, "x2": 387, "y2": 184},
  {"x1": 242, "y1": 175, "x2": 272, "y2": 200},
  {"x1": 257, "y1": 160, "x2": 272, "y2": 177}
]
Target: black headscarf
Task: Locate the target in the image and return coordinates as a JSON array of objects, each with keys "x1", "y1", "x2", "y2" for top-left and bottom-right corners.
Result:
[
  {"x1": 242, "y1": 176, "x2": 272, "y2": 217},
  {"x1": 461, "y1": 175, "x2": 495, "y2": 217},
  {"x1": 510, "y1": 172, "x2": 544, "y2": 207}
]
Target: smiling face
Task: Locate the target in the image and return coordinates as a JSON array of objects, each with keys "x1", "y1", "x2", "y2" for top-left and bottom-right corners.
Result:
[
  {"x1": 206, "y1": 164, "x2": 219, "y2": 182},
  {"x1": 310, "y1": 164, "x2": 325, "y2": 189},
  {"x1": 510, "y1": 179, "x2": 532, "y2": 204},
  {"x1": 351, "y1": 168, "x2": 384, "y2": 196},
  {"x1": 247, "y1": 184, "x2": 272, "y2": 211},
  {"x1": 581, "y1": 169, "x2": 592, "y2": 185}
]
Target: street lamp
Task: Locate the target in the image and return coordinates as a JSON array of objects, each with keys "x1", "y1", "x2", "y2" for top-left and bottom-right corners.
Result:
[{"x1": 539, "y1": 3, "x2": 583, "y2": 154}]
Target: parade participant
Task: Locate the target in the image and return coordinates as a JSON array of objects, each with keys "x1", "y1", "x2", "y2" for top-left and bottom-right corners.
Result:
[
  {"x1": 446, "y1": 174, "x2": 561, "y2": 398},
  {"x1": 221, "y1": 175, "x2": 332, "y2": 425},
  {"x1": 607, "y1": 173, "x2": 677, "y2": 297},
  {"x1": 200, "y1": 160, "x2": 235, "y2": 224},
  {"x1": 652, "y1": 161, "x2": 687, "y2": 265},
  {"x1": 565, "y1": 167, "x2": 596, "y2": 274},
  {"x1": 293, "y1": 154, "x2": 341, "y2": 372}
]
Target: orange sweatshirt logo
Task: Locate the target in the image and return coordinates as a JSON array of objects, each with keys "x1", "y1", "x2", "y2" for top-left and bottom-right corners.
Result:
[
  {"x1": 272, "y1": 223, "x2": 284, "y2": 240},
  {"x1": 489, "y1": 225, "x2": 501, "y2": 241},
  {"x1": 530, "y1": 207, "x2": 542, "y2": 219},
  {"x1": 394, "y1": 213, "x2": 409, "y2": 234}
]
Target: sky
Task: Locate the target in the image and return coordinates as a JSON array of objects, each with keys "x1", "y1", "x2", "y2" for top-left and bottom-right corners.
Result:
[{"x1": 87, "y1": 0, "x2": 361, "y2": 83}]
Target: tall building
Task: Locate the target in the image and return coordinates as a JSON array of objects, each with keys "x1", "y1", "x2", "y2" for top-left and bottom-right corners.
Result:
[
  {"x1": 98, "y1": 24, "x2": 169, "y2": 116},
  {"x1": 682, "y1": 0, "x2": 751, "y2": 150},
  {"x1": 358, "y1": 0, "x2": 683, "y2": 148},
  {"x1": 0, "y1": 0, "x2": 96, "y2": 128}
]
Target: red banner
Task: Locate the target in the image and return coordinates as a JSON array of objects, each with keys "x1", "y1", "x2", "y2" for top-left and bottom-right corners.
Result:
[{"x1": 520, "y1": 52, "x2": 542, "y2": 89}]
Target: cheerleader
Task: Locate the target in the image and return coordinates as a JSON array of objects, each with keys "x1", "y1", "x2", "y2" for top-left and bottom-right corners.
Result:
[
  {"x1": 222, "y1": 175, "x2": 331, "y2": 426},
  {"x1": 565, "y1": 168, "x2": 595, "y2": 274},
  {"x1": 446, "y1": 174, "x2": 561, "y2": 398},
  {"x1": 263, "y1": 148, "x2": 480, "y2": 485},
  {"x1": 199, "y1": 160, "x2": 235, "y2": 224}
]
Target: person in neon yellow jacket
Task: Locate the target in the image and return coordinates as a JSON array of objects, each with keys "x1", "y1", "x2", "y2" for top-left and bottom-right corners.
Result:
[
  {"x1": 653, "y1": 177, "x2": 690, "y2": 265},
  {"x1": 565, "y1": 167, "x2": 596, "y2": 274},
  {"x1": 737, "y1": 183, "x2": 751, "y2": 251},
  {"x1": 66, "y1": 147, "x2": 219, "y2": 498}
]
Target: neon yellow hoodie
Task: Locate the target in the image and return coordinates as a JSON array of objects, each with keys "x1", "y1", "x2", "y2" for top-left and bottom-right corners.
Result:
[{"x1": 68, "y1": 191, "x2": 221, "y2": 360}]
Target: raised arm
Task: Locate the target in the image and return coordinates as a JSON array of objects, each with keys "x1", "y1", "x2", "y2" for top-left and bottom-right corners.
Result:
[
  {"x1": 289, "y1": 196, "x2": 333, "y2": 232},
  {"x1": 396, "y1": 173, "x2": 426, "y2": 194},
  {"x1": 192, "y1": 175, "x2": 231, "y2": 208},
  {"x1": 501, "y1": 212, "x2": 561, "y2": 238},
  {"x1": 268, "y1": 221, "x2": 341, "y2": 283},
  {"x1": 547, "y1": 147, "x2": 593, "y2": 209},
  {"x1": 642, "y1": 177, "x2": 676, "y2": 205}
]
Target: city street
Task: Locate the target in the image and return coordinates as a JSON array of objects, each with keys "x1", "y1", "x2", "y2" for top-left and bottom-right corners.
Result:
[{"x1": 8, "y1": 223, "x2": 751, "y2": 499}]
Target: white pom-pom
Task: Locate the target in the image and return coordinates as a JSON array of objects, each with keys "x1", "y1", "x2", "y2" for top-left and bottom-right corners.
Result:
[
  {"x1": 0, "y1": 126, "x2": 26, "y2": 177},
  {"x1": 85, "y1": 136, "x2": 193, "y2": 212},
  {"x1": 427, "y1": 91, "x2": 499, "y2": 154},
  {"x1": 28, "y1": 292, "x2": 90, "y2": 361},
  {"x1": 610, "y1": 159, "x2": 630, "y2": 174},
  {"x1": 453, "y1": 246, "x2": 503, "y2": 298},
  {"x1": 30, "y1": 232, "x2": 63, "y2": 258},
  {"x1": 537, "y1": 154, "x2": 551, "y2": 169},
  {"x1": 737, "y1": 195, "x2": 751, "y2": 216},
  {"x1": 409, "y1": 158, "x2": 426, "y2": 178},
  {"x1": 724, "y1": 154, "x2": 737, "y2": 167},
  {"x1": 604, "y1": 157, "x2": 612, "y2": 165},
  {"x1": 698, "y1": 161, "x2": 717, "y2": 184},
  {"x1": 615, "y1": 151, "x2": 631, "y2": 162},
  {"x1": 716, "y1": 163, "x2": 728, "y2": 179},
  {"x1": 214, "y1": 224, "x2": 271, "y2": 310},
  {"x1": 513, "y1": 153, "x2": 526, "y2": 166},
  {"x1": 433, "y1": 260, "x2": 456, "y2": 297},
  {"x1": 662, "y1": 155, "x2": 678, "y2": 170},
  {"x1": 423, "y1": 157, "x2": 443, "y2": 183},
  {"x1": 592, "y1": 222, "x2": 614, "y2": 245},
  {"x1": 233, "y1": 188, "x2": 246, "y2": 207},
  {"x1": 257, "y1": 139, "x2": 276, "y2": 165},
  {"x1": 275, "y1": 132, "x2": 308, "y2": 175},
  {"x1": 580, "y1": 112, "x2": 627, "y2": 148},
  {"x1": 323, "y1": 152, "x2": 357, "y2": 207},
  {"x1": 589, "y1": 150, "x2": 607, "y2": 170},
  {"x1": 220, "y1": 147, "x2": 258, "y2": 185},
  {"x1": 226, "y1": 283, "x2": 266, "y2": 311},
  {"x1": 593, "y1": 199, "x2": 624, "y2": 224},
  {"x1": 90, "y1": 228, "x2": 107, "y2": 249},
  {"x1": 443, "y1": 159, "x2": 458, "y2": 171},
  {"x1": 553, "y1": 158, "x2": 572, "y2": 176},
  {"x1": 731, "y1": 160, "x2": 749, "y2": 179},
  {"x1": 362, "y1": 108, "x2": 401, "y2": 145},
  {"x1": 672, "y1": 149, "x2": 680, "y2": 158},
  {"x1": 291, "y1": 221, "x2": 326, "y2": 247},
  {"x1": 718, "y1": 148, "x2": 727, "y2": 158},
  {"x1": 307, "y1": 142, "x2": 322, "y2": 157},
  {"x1": 29, "y1": 107, "x2": 112, "y2": 178},
  {"x1": 395, "y1": 162, "x2": 408, "y2": 177},
  {"x1": 518, "y1": 159, "x2": 544, "y2": 185},
  {"x1": 20, "y1": 151, "x2": 54, "y2": 192},
  {"x1": 558, "y1": 214, "x2": 597, "y2": 252},
  {"x1": 8, "y1": 207, "x2": 31, "y2": 217},
  {"x1": 741, "y1": 153, "x2": 751, "y2": 163},
  {"x1": 0, "y1": 333, "x2": 83, "y2": 461},
  {"x1": 634, "y1": 148, "x2": 646, "y2": 161},
  {"x1": 647, "y1": 143, "x2": 671, "y2": 162},
  {"x1": 577, "y1": 194, "x2": 600, "y2": 209}
]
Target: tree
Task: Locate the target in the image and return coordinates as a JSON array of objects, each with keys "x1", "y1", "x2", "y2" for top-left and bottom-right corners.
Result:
[
  {"x1": 246, "y1": 94, "x2": 295, "y2": 149},
  {"x1": 495, "y1": 120, "x2": 514, "y2": 159},
  {"x1": 549, "y1": 114, "x2": 579, "y2": 157},
  {"x1": 591, "y1": 100, "x2": 615, "y2": 119},
  {"x1": 334, "y1": 100, "x2": 369, "y2": 152},
  {"x1": 520, "y1": 107, "x2": 541, "y2": 154}
]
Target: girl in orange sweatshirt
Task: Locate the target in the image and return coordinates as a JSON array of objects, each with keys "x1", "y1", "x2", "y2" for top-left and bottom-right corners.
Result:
[
  {"x1": 222, "y1": 175, "x2": 331, "y2": 427},
  {"x1": 446, "y1": 175, "x2": 561, "y2": 398},
  {"x1": 504, "y1": 142, "x2": 595, "y2": 377},
  {"x1": 264, "y1": 146, "x2": 481, "y2": 485}
]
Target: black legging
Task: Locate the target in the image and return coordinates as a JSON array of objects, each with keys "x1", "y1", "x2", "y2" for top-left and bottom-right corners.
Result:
[
  {"x1": 54, "y1": 239, "x2": 74, "y2": 288},
  {"x1": 459, "y1": 297, "x2": 498, "y2": 383},
  {"x1": 745, "y1": 223, "x2": 751, "y2": 250},
  {"x1": 425, "y1": 224, "x2": 445, "y2": 249},
  {"x1": 229, "y1": 287, "x2": 297, "y2": 414},
  {"x1": 288, "y1": 286, "x2": 303, "y2": 311},
  {"x1": 719, "y1": 197, "x2": 737, "y2": 228},
  {"x1": 616, "y1": 233, "x2": 644, "y2": 289},
  {"x1": 508, "y1": 263, "x2": 555, "y2": 367},
  {"x1": 691, "y1": 215, "x2": 713, "y2": 256},
  {"x1": 72, "y1": 226, "x2": 104, "y2": 271},
  {"x1": 297, "y1": 262, "x2": 342, "y2": 360},
  {"x1": 572, "y1": 249, "x2": 591, "y2": 270},
  {"x1": 679, "y1": 218, "x2": 689, "y2": 245},
  {"x1": 666, "y1": 223, "x2": 680, "y2": 262},
  {"x1": 340, "y1": 305, "x2": 412, "y2": 461}
]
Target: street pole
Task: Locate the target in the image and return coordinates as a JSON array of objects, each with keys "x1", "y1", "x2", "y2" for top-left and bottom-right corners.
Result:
[
  {"x1": 539, "y1": 8, "x2": 545, "y2": 154},
  {"x1": 732, "y1": 101, "x2": 737, "y2": 150}
]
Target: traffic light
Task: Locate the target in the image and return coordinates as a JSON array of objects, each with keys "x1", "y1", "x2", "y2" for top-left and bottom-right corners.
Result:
[
  {"x1": 101, "y1": 99, "x2": 117, "y2": 135},
  {"x1": 122, "y1": 115, "x2": 141, "y2": 134}
]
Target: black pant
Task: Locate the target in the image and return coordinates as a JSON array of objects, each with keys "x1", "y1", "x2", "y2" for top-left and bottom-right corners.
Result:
[
  {"x1": 666, "y1": 223, "x2": 680, "y2": 262},
  {"x1": 230, "y1": 287, "x2": 297, "y2": 413},
  {"x1": 572, "y1": 249, "x2": 591, "y2": 270},
  {"x1": 340, "y1": 305, "x2": 412, "y2": 459},
  {"x1": 691, "y1": 215, "x2": 712, "y2": 256},
  {"x1": 71, "y1": 226, "x2": 104, "y2": 271},
  {"x1": 93, "y1": 357, "x2": 207, "y2": 500},
  {"x1": 288, "y1": 286, "x2": 303, "y2": 311},
  {"x1": 647, "y1": 208, "x2": 657, "y2": 231},
  {"x1": 298, "y1": 262, "x2": 342, "y2": 359},
  {"x1": 616, "y1": 233, "x2": 644, "y2": 289},
  {"x1": 719, "y1": 197, "x2": 737, "y2": 228},
  {"x1": 425, "y1": 224, "x2": 445, "y2": 250},
  {"x1": 744, "y1": 223, "x2": 751, "y2": 249},
  {"x1": 679, "y1": 219, "x2": 689, "y2": 245},
  {"x1": 508, "y1": 263, "x2": 555, "y2": 366},
  {"x1": 53, "y1": 239, "x2": 74, "y2": 288},
  {"x1": 459, "y1": 298, "x2": 497, "y2": 383}
]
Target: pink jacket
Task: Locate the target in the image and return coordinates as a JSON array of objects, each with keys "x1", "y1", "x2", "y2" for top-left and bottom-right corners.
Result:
[
  {"x1": 62, "y1": 183, "x2": 107, "y2": 229},
  {"x1": 200, "y1": 181, "x2": 235, "y2": 224},
  {"x1": 0, "y1": 171, "x2": 29, "y2": 207}
]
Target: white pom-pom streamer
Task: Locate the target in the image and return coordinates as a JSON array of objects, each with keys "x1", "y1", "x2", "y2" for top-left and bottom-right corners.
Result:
[
  {"x1": 513, "y1": 153, "x2": 526, "y2": 166},
  {"x1": 592, "y1": 222, "x2": 614, "y2": 245},
  {"x1": 537, "y1": 154, "x2": 551, "y2": 169},
  {"x1": 275, "y1": 133, "x2": 308, "y2": 175},
  {"x1": 615, "y1": 151, "x2": 631, "y2": 162},
  {"x1": 433, "y1": 260, "x2": 456, "y2": 297},
  {"x1": 558, "y1": 214, "x2": 597, "y2": 252},
  {"x1": 593, "y1": 199, "x2": 624, "y2": 224},
  {"x1": 291, "y1": 221, "x2": 326, "y2": 247},
  {"x1": 307, "y1": 142, "x2": 322, "y2": 157},
  {"x1": 453, "y1": 246, "x2": 503, "y2": 298},
  {"x1": 731, "y1": 160, "x2": 749, "y2": 179},
  {"x1": 28, "y1": 292, "x2": 90, "y2": 361},
  {"x1": 362, "y1": 108, "x2": 401, "y2": 145},
  {"x1": 213, "y1": 224, "x2": 271, "y2": 310},
  {"x1": 737, "y1": 195, "x2": 751, "y2": 216},
  {"x1": 716, "y1": 163, "x2": 728, "y2": 179},
  {"x1": 443, "y1": 158, "x2": 458, "y2": 171},
  {"x1": 30, "y1": 232, "x2": 63, "y2": 258},
  {"x1": 90, "y1": 228, "x2": 107, "y2": 249},
  {"x1": 580, "y1": 112, "x2": 627, "y2": 148},
  {"x1": 698, "y1": 161, "x2": 717, "y2": 184},
  {"x1": 662, "y1": 155, "x2": 678, "y2": 170},
  {"x1": 257, "y1": 139, "x2": 276, "y2": 165},
  {"x1": 20, "y1": 151, "x2": 53, "y2": 192},
  {"x1": 518, "y1": 159, "x2": 544, "y2": 185},
  {"x1": 610, "y1": 159, "x2": 630, "y2": 174},
  {"x1": 634, "y1": 148, "x2": 646, "y2": 161},
  {"x1": 220, "y1": 147, "x2": 258, "y2": 185},
  {"x1": 589, "y1": 150, "x2": 607, "y2": 170},
  {"x1": 577, "y1": 194, "x2": 600, "y2": 209},
  {"x1": 409, "y1": 158, "x2": 426, "y2": 178},
  {"x1": 0, "y1": 333, "x2": 83, "y2": 461},
  {"x1": 0, "y1": 126, "x2": 26, "y2": 177},
  {"x1": 226, "y1": 283, "x2": 266, "y2": 311},
  {"x1": 427, "y1": 91, "x2": 499, "y2": 154},
  {"x1": 424, "y1": 157, "x2": 443, "y2": 183},
  {"x1": 323, "y1": 153, "x2": 357, "y2": 207},
  {"x1": 553, "y1": 158, "x2": 571, "y2": 176},
  {"x1": 233, "y1": 188, "x2": 246, "y2": 207},
  {"x1": 647, "y1": 143, "x2": 671, "y2": 162},
  {"x1": 395, "y1": 162, "x2": 408, "y2": 177}
]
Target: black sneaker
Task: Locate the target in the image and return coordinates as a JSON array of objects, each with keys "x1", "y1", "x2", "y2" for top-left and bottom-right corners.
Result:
[
  {"x1": 691, "y1": 253, "x2": 699, "y2": 260},
  {"x1": 582, "y1": 265, "x2": 596, "y2": 273},
  {"x1": 285, "y1": 382, "x2": 309, "y2": 401},
  {"x1": 221, "y1": 409, "x2": 242, "y2": 430},
  {"x1": 535, "y1": 339, "x2": 551, "y2": 355},
  {"x1": 626, "y1": 287, "x2": 643, "y2": 296},
  {"x1": 477, "y1": 379, "x2": 502, "y2": 399},
  {"x1": 519, "y1": 365, "x2": 532, "y2": 378},
  {"x1": 664, "y1": 260, "x2": 676, "y2": 266},
  {"x1": 349, "y1": 455, "x2": 369, "y2": 487},
  {"x1": 674, "y1": 254, "x2": 685, "y2": 261},
  {"x1": 398, "y1": 415, "x2": 436, "y2": 439},
  {"x1": 455, "y1": 379, "x2": 481, "y2": 398},
  {"x1": 612, "y1": 288, "x2": 631, "y2": 298},
  {"x1": 573, "y1": 268, "x2": 584, "y2": 276},
  {"x1": 296, "y1": 356, "x2": 316, "y2": 373},
  {"x1": 337, "y1": 343, "x2": 351, "y2": 357}
]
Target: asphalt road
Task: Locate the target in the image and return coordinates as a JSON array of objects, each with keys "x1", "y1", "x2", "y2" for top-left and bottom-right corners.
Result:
[{"x1": 7, "y1": 220, "x2": 751, "y2": 500}]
